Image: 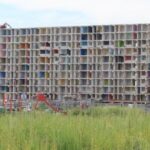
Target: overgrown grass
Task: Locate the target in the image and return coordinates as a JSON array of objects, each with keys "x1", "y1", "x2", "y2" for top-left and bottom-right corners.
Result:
[{"x1": 0, "y1": 106, "x2": 149, "y2": 150}]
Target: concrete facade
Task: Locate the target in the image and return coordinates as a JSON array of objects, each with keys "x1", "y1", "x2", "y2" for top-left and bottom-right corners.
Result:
[{"x1": 0, "y1": 24, "x2": 150, "y2": 102}]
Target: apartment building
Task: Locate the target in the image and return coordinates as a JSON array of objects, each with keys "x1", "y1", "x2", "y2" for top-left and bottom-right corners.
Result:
[{"x1": 0, "y1": 24, "x2": 150, "y2": 103}]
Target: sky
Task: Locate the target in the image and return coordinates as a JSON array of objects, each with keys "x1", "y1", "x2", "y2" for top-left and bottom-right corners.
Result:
[{"x1": 0, "y1": 0, "x2": 150, "y2": 28}]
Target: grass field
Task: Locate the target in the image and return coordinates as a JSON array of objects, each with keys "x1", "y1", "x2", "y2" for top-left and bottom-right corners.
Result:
[{"x1": 0, "y1": 106, "x2": 150, "y2": 150}]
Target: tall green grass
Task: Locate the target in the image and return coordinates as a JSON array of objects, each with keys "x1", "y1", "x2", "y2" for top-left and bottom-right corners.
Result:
[{"x1": 0, "y1": 106, "x2": 149, "y2": 150}]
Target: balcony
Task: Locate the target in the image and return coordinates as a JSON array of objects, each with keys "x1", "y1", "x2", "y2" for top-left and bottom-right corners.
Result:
[
  {"x1": 39, "y1": 50, "x2": 50, "y2": 57},
  {"x1": 79, "y1": 87, "x2": 93, "y2": 94}
]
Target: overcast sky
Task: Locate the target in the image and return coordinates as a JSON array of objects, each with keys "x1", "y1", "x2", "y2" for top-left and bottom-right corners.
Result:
[{"x1": 0, "y1": 0, "x2": 150, "y2": 27}]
